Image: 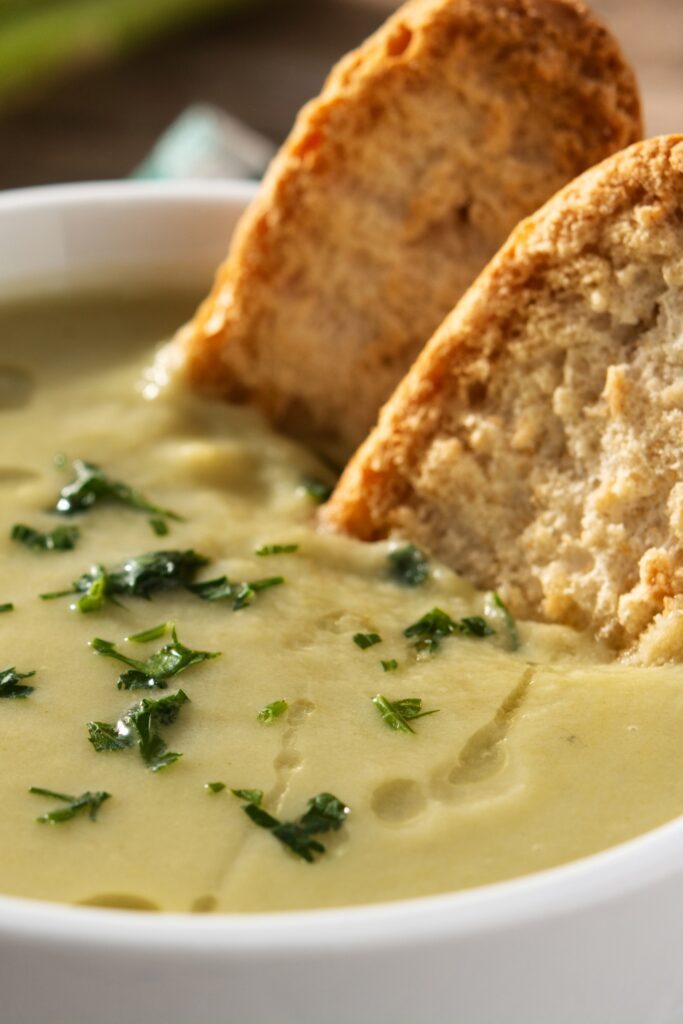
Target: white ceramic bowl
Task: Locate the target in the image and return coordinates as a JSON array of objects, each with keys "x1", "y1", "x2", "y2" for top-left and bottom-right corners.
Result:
[{"x1": 2, "y1": 182, "x2": 683, "y2": 1024}]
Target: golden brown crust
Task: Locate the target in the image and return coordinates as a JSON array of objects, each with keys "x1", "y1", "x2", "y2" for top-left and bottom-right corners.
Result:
[
  {"x1": 178, "y1": 0, "x2": 642, "y2": 463},
  {"x1": 322, "y1": 136, "x2": 683, "y2": 662}
]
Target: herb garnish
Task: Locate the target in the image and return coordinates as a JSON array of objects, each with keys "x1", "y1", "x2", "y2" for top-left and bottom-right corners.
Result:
[
  {"x1": 205, "y1": 781, "x2": 226, "y2": 794},
  {"x1": 257, "y1": 699, "x2": 288, "y2": 723},
  {"x1": 353, "y1": 632, "x2": 382, "y2": 650},
  {"x1": 459, "y1": 616, "x2": 495, "y2": 637},
  {"x1": 126, "y1": 622, "x2": 169, "y2": 644},
  {"x1": 54, "y1": 459, "x2": 181, "y2": 523},
  {"x1": 404, "y1": 607, "x2": 495, "y2": 655},
  {"x1": 299, "y1": 475, "x2": 333, "y2": 504},
  {"x1": 0, "y1": 667, "x2": 35, "y2": 698},
  {"x1": 41, "y1": 549, "x2": 209, "y2": 611},
  {"x1": 484, "y1": 591, "x2": 520, "y2": 651},
  {"x1": 388, "y1": 544, "x2": 429, "y2": 587},
  {"x1": 0, "y1": 603, "x2": 14, "y2": 613},
  {"x1": 71, "y1": 564, "x2": 109, "y2": 612},
  {"x1": 381, "y1": 659, "x2": 398, "y2": 672},
  {"x1": 91, "y1": 628, "x2": 219, "y2": 690},
  {"x1": 30, "y1": 786, "x2": 110, "y2": 823},
  {"x1": 149, "y1": 517, "x2": 169, "y2": 537},
  {"x1": 87, "y1": 689, "x2": 189, "y2": 770},
  {"x1": 255, "y1": 543, "x2": 299, "y2": 556},
  {"x1": 404, "y1": 608, "x2": 457, "y2": 655},
  {"x1": 231, "y1": 788, "x2": 264, "y2": 804},
  {"x1": 232, "y1": 790, "x2": 350, "y2": 863},
  {"x1": 372, "y1": 694, "x2": 439, "y2": 734},
  {"x1": 189, "y1": 574, "x2": 284, "y2": 611},
  {"x1": 11, "y1": 523, "x2": 80, "y2": 552}
]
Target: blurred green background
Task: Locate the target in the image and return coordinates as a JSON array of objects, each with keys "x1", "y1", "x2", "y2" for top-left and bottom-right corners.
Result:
[
  {"x1": 0, "y1": 0, "x2": 679, "y2": 189},
  {"x1": 0, "y1": 0, "x2": 389, "y2": 188}
]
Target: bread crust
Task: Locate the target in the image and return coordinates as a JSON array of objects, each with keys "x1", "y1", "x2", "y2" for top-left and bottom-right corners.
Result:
[
  {"x1": 178, "y1": 0, "x2": 641, "y2": 463},
  {"x1": 322, "y1": 136, "x2": 683, "y2": 662}
]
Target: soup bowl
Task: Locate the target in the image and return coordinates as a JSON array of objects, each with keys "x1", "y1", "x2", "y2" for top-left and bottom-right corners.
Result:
[{"x1": 1, "y1": 181, "x2": 683, "y2": 1024}]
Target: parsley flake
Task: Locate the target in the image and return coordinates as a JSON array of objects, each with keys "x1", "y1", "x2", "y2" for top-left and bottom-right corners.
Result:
[
  {"x1": 404, "y1": 607, "x2": 495, "y2": 655},
  {"x1": 205, "y1": 781, "x2": 226, "y2": 794},
  {"x1": 299, "y1": 475, "x2": 333, "y2": 504},
  {"x1": 11, "y1": 523, "x2": 80, "y2": 551},
  {"x1": 232, "y1": 790, "x2": 350, "y2": 863},
  {"x1": 87, "y1": 689, "x2": 189, "y2": 771},
  {"x1": 41, "y1": 549, "x2": 209, "y2": 611},
  {"x1": 353, "y1": 632, "x2": 382, "y2": 650},
  {"x1": 381, "y1": 659, "x2": 398, "y2": 672},
  {"x1": 91, "y1": 628, "x2": 219, "y2": 690},
  {"x1": 189, "y1": 574, "x2": 283, "y2": 611},
  {"x1": 257, "y1": 699, "x2": 288, "y2": 724},
  {"x1": 0, "y1": 667, "x2": 35, "y2": 698},
  {"x1": 372, "y1": 694, "x2": 439, "y2": 734},
  {"x1": 54, "y1": 459, "x2": 181, "y2": 522},
  {"x1": 388, "y1": 544, "x2": 429, "y2": 587},
  {"x1": 87, "y1": 721, "x2": 129, "y2": 751},
  {"x1": 0, "y1": 603, "x2": 14, "y2": 613},
  {"x1": 484, "y1": 591, "x2": 520, "y2": 651},
  {"x1": 75, "y1": 564, "x2": 109, "y2": 612},
  {"x1": 231, "y1": 788, "x2": 264, "y2": 804},
  {"x1": 404, "y1": 607, "x2": 457, "y2": 655},
  {"x1": 149, "y1": 517, "x2": 169, "y2": 537},
  {"x1": 255, "y1": 543, "x2": 299, "y2": 556},
  {"x1": 30, "y1": 786, "x2": 110, "y2": 823},
  {"x1": 459, "y1": 616, "x2": 495, "y2": 637},
  {"x1": 125, "y1": 622, "x2": 170, "y2": 644}
]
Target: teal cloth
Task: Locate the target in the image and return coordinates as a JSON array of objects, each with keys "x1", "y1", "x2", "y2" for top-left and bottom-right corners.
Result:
[{"x1": 132, "y1": 103, "x2": 275, "y2": 180}]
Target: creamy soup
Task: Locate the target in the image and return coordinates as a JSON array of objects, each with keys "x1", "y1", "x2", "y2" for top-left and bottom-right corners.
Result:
[{"x1": 1, "y1": 289, "x2": 683, "y2": 914}]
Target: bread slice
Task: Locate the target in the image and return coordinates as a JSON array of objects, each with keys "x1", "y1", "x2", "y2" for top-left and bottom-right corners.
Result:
[
  {"x1": 322, "y1": 136, "x2": 683, "y2": 662},
  {"x1": 178, "y1": 0, "x2": 641, "y2": 464}
]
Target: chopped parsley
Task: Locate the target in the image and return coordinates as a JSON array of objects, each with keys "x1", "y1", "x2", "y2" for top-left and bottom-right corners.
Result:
[
  {"x1": 87, "y1": 689, "x2": 189, "y2": 771},
  {"x1": 189, "y1": 574, "x2": 284, "y2": 611},
  {"x1": 101, "y1": 549, "x2": 207, "y2": 599},
  {"x1": 381, "y1": 659, "x2": 398, "y2": 672},
  {"x1": 0, "y1": 667, "x2": 35, "y2": 698},
  {"x1": 299, "y1": 475, "x2": 333, "y2": 504},
  {"x1": 255, "y1": 543, "x2": 299, "y2": 556},
  {"x1": 257, "y1": 699, "x2": 288, "y2": 724},
  {"x1": 91, "y1": 628, "x2": 219, "y2": 690},
  {"x1": 231, "y1": 788, "x2": 264, "y2": 804},
  {"x1": 387, "y1": 544, "x2": 429, "y2": 587},
  {"x1": 41, "y1": 549, "x2": 209, "y2": 611},
  {"x1": 0, "y1": 603, "x2": 14, "y2": 613},
  {"x1": 205, "y1": 781, "x2": 226, "y2": 794},
  {"x1": 54, "y1": 459, "x2": 181, "y2": 522},
  {"x1": 353, "y1": 632, "x2": 382, "y2": 650},
  {"x1": 126, "y1": 622, "x2": 169, "y2": 644},
  {"x1": 87, "y1": 721, "x2": 129, "y2": 752},
  {"x1": 459, "y1": 616, "x2": 495, "y2": 637},
  {"x1": 404, "y1": 607, "x2": 495, "y2": 655},
  {"x1": 404, "y1": 607, "x2": 457, "y2": 655},
  {"x1": 232, "y1": 790, "x2": 350, "y2": 863},
  {"x1": 30, "y1": 786, "x2": 110, "y2": 823},
  {"x1": 73, "y1": 564, "x2": 108, "y2": 612},
  {"x1": 11, "y1": 523, "x2": 80, "y2": 551},
  {"x1": 484, "y1": 591, "x2": 520, "y2": 651},
  {"x1": 372, "y1": 694, "x2": 439, "y2": 734},
  {"x1": 149, "y1": 517, "x2": 169, "y2": 537}
]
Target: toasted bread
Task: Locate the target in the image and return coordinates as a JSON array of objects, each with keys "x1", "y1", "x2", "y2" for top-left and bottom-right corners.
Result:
[
  {"x1": 178, "y1": 0, "x2": 641, "y2": 463},
  {"x1": 322, "y1": 136, "x2": 683, "y2": 662}
]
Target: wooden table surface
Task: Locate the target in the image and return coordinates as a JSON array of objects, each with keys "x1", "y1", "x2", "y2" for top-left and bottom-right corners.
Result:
[{"x1": 0, "y1": 0, "x2": 679, "y2": 189}]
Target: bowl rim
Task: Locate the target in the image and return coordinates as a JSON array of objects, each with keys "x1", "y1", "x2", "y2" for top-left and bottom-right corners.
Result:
[
  {"x1": 0, "y1": 177, "x2": 260, "y2": 208},
  {"x1": 1, "y1": 178, "x2": 682, "y2": 954}
]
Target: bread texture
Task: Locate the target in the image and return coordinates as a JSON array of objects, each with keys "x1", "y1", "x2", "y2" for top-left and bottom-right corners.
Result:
[
  {"x1": 322, "y1": 136, "x2": 683, "y2": 662},
  {"x1": 178, "y1": 0, "x2": 641, "y2": 463}
]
